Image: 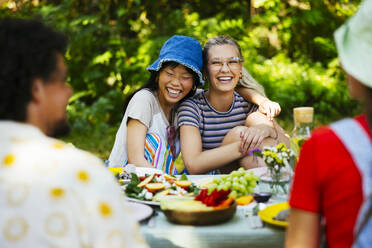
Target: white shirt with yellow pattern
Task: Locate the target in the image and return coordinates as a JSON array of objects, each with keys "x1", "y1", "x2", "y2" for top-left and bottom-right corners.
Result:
[{"x1": 0, "y1": 121, "x2": 148, "y2": 248}]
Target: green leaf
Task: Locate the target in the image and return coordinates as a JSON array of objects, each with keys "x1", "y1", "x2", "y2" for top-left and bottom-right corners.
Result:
[{"x1": 180, "y1": 174, "x2": 188, "y2": 181}]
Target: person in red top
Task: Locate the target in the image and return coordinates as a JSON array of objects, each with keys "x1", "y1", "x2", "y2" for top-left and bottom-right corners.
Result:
[{"x1": 285, "y1": 0, "x2": 372, "y2": 247}]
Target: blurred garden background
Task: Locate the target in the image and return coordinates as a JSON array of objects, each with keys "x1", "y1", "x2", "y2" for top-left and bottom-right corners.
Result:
[{"x1": 1, "y1": 0, "x2": 363, "y2": 160}]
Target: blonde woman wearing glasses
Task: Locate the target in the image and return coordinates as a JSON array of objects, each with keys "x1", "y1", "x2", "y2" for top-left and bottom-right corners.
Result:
[{"x1": 177, "y1": 35, "x2": 289, "y2": 174}]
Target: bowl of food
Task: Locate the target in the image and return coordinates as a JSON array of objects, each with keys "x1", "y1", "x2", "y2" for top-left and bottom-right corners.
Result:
[{"x1": 161, "y1": 198, "x2": 236, "y2": 225}]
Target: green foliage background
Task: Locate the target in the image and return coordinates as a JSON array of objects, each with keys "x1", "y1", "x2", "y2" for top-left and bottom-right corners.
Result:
[{"x1": 1, "y1": 0, "x2": 363, "y2": 159}]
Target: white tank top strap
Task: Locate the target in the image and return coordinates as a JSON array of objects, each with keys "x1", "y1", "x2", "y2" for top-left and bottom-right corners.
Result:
[{"x1": 330, "y1": 118, "x2": 372, "y2": 243}]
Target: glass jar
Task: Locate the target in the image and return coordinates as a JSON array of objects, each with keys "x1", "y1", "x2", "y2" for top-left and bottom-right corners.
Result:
[{"x1": 290, "y1": 107, "x2": 314, "y2": 157}]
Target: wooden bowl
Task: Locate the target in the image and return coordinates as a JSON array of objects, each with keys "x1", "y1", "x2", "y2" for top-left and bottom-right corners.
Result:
[{"x1": 162, "y1": 201, "x2": 237, "y2": 225}]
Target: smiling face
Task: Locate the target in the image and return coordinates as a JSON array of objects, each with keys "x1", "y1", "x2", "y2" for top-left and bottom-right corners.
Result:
[
  {"x1": 206, "y1": 44, "x2": 242, "y2": 93},
  {"x1": 157, "y1": 64, "x2": 194, "y2": 109}
]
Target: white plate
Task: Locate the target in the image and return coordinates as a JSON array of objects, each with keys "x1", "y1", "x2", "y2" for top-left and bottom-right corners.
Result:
[
  {"x1": 135, "y1": 167, "x2": 164, "y2": 177},
  {"x1": 127, "y1": 201, "x2": 153, "y2": 222},
  {"x1": 126, "y1": 196, "x2": 160, "y2": 206}
]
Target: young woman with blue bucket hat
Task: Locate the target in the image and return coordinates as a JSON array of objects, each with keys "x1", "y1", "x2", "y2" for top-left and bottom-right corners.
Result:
[{"x1": 108, "y1": 35, "x2": 280, "y2": 175}]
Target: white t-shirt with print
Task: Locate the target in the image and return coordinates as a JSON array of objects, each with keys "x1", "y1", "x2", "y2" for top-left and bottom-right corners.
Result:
[{"x1": 108, "y1": 89, "x2": 174, "y2": 167}]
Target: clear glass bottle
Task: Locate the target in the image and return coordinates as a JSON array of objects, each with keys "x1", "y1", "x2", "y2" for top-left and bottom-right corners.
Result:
[{"x1": 290, "y1": 107, "x2": 314, "y2": 157}]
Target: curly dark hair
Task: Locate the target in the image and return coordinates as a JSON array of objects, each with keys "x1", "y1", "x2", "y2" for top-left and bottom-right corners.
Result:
[{"x1": 0, "y1": 18, "x2": 67, "y2": 121}]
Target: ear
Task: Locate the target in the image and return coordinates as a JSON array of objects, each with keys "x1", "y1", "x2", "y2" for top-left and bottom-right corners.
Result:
[{"x1": 30, "y1": 78, "x2": 45, "y2": 104}]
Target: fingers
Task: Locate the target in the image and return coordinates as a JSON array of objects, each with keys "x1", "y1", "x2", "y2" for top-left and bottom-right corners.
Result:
[
  {"x1": 250, "y1": 133, "x2": 261, "y2": 150},
  {"x1": 260, "y1": 100, "x2": 282, "y2": 120},
  {"x1": 240, "y1": 126, "x2": 272, "y2": 155},
  {"x1": 273, "y1": 102, "x2": 281, "y2": 117},
  {"x1": 240, "y1": 129, "x2": 253, "y2": 153},
  {"x1": 267, "y1": 104, "x2": 274, "y2": 121}
]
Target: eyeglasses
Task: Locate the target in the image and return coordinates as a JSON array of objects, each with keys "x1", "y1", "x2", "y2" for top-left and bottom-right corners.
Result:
[
  {"x1": 208, "y1": 57, "x2": 243, "y2": 71},
  {"x1": 166, "y1": 125, "x2": 177, "y2": 160}
]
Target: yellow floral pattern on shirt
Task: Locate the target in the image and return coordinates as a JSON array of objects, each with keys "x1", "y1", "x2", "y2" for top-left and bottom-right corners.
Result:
[
  {"x1": 50, "y1": 187, "x2": 65, "y2": 199},
  {"x1": 7, "y1": 183, "x2": 29, "y2": 206},
  {"x1": 3, "y1": 216, "x2": 28, "y2": 241},
  {"x1": 3, "y1": 154, "x2": 15, "y2": 167},
  {"x1": 77, "y1": 170, "x2": 90, "y2": 183},
  {"x1": 99, "y1": 202, "x2": 112, "y2": 218},
  {"x1": 44, "y1": 213, "x2": 68, "y2": 237},
  {"x1": 53, "y1": 142, "x2": 65, "y2": 149}
]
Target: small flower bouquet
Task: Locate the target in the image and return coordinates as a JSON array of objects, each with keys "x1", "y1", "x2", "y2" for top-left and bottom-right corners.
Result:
[{"x1": 252, "y1": 143, "x2": 296, "y2": 194}]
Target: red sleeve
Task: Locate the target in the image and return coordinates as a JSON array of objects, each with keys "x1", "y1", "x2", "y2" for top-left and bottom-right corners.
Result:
[{"x1": 289, "y1": 136, "x2": 320, "y2": 213}]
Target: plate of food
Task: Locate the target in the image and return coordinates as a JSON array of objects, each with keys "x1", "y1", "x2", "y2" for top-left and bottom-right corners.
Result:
[
  {"x1": 123, "y1": 171, "x2": 200, "y2": 206},
  {"x1": 258, "y1": 202, "x2": 289, "y2": 227},
  {"x1": 127, "y1": 201, "x2": 153, "y2": 221}
]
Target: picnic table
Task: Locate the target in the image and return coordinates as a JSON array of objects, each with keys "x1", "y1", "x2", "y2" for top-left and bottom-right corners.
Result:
[{"x1": 139, "y1": 175, "x2": 289, "y2": 248}]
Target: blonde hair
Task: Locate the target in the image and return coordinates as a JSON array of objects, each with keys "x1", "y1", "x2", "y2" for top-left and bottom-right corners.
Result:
[{"x1": 238, "y1": 66, "x2": 266, "y2": 97}]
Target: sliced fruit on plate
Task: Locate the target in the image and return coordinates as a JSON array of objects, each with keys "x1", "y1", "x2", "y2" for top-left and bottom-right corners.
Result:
[
  {"x1": 156, "y1": 188, "x2": 171, "y2": 196},
  {"x1": 145, "y1": 183, "x2": 166, "y2": 193},
  {"x1": 213, "y1": 197, "x2": 234, "y2": 210},
  {"x1": 164, "y1": 174, "x2": 176, "y2": 182},
  {"x1": 175, "y1": 180, "x2": 192, "y2": 189},
  {"x1": 235, "y1": 195, "x2": 254, "y2": 205},
  {"x1": 152, "y1": 189, "x2": 172, "y2": 202},
  {"x1": 138, "y1": 174, "x2": 155, "y2": 188}
]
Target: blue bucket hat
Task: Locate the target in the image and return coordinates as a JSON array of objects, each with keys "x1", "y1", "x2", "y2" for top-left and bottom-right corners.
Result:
[{"x1": 147, "y1": 35, "x2": 204, "y2": 86}]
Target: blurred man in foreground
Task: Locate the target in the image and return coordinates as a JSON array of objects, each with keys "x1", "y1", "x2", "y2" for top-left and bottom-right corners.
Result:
[
  {"x1": 285, "y1": 1, "x2": 372, "y2": 247},
  {"x1": 0, "y1": 18, "x2": 148, "y2": 248}
]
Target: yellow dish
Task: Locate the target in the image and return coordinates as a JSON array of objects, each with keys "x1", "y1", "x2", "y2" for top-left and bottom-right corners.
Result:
[
  {"x1": 258, "y1": 202, "x2": 289, "y2": 227},
  {"x1": 109, "y1": 167, "x2": 123, "y2": 175}
]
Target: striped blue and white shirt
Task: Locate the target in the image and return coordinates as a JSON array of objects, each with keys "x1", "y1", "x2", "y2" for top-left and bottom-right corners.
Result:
[{"x1": 177, "y1": 90, "x2": 258, "y2": 151}]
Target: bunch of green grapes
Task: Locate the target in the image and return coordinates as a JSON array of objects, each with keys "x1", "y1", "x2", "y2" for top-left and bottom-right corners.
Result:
[{"x1": 207, "y1": 168, "x2": 259, "y2": 199}]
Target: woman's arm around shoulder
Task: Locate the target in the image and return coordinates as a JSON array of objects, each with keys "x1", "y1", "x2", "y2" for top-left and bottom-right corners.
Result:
[{"x1": 237, "y1": 87, "x2": 281, "y2": 121}]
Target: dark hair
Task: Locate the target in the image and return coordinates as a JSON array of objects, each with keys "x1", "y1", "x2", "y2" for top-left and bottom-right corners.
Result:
[
  {"x1": 123, "y1": 61, "x2": 199, "y2": 111},
  {"x1": 0, "y1": 18, "x2": 67, "y2": 121},
  {"x1": 366, "y1": 86, "x2": 372, "y2": 133},
  {"x1": 202, "y1": 35, "x2": 243, "y2": 70}
]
